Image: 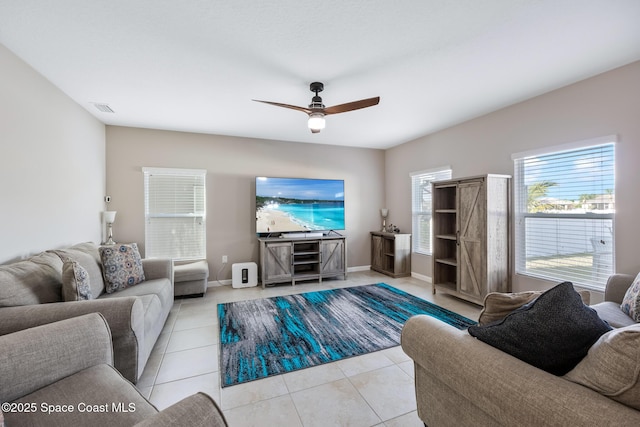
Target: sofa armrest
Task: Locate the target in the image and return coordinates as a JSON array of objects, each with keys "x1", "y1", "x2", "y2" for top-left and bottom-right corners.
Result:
[
  {"x1": 142, "y1": 258, "x2": 173, "y2": 282},
  {"x1": 605, "y1": 273, "x2": 635, "y2": 304},
  {"x1": 401, "y1": 315, "x2": 640, "y2": 426},
  {"x1": 0, "y1": 297, "x2": 144, "y2": 383},
  {"x1": 0, "y1": 313, "x2": 113, "y2": 403},
  {"x1": 134, "y1": 393, "x2": 227, "y2": 427}
]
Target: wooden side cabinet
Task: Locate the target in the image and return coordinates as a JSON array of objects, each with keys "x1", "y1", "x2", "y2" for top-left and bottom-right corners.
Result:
[
  {"x1": 432, "y1": 174, "x2": 510, "y2": 305},
  {"x1": 370, "y1": 232, "x2": 411, "y2": 278},
  {"x1": 258, "y1": 236, "x2": 347, "y2": 287}
]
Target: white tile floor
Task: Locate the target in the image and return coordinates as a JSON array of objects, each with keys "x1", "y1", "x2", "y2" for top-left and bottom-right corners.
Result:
[{"x1": 136, "y1": 270, "x2": 481, "y2": 427}]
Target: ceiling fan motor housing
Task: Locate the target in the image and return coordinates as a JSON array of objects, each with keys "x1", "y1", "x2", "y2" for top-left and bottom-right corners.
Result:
[
  {"x1": 309, "y1": 81, "x2": 324, "y2": 94},
  {"x1": 309, "y1": 82, "x2": 325, "y2": 109}
]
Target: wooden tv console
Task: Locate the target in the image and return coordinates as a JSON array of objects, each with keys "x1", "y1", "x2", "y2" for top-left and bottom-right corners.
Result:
[{"x1": 258, "y1": 236, "x2": 347, "y2": 287}]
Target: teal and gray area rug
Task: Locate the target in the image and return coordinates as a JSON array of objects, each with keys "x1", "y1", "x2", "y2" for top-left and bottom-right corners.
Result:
[{"x1": 218, "y1": 282, "x2": 475, "y2": 387}]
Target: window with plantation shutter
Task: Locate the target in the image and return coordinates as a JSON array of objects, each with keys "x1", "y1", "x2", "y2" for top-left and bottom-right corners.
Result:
[
  {"x1": 411, "y1": 167, "x2": 452, "y2": 255},
  {"x1": 143, "y1": 167, "x2": 206, "y2": 260},
  {"x1": 512, "y1": 136, "x2": 615, "y2": 290}
]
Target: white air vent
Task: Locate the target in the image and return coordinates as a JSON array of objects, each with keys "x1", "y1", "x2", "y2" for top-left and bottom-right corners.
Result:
[{"x1": 93, "y1": 103, "x2": 114, "y2": 113}]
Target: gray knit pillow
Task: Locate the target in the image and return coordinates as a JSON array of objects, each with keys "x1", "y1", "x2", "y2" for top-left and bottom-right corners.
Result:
[{"x1": 469, "y1": 282, "x2": 611, "y2": 375}]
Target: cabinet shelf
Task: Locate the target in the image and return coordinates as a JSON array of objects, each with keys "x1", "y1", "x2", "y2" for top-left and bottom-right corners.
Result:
[
  {"x1": 434, "y1": 282, "x2": 456, "y2": 291},
  {"x1": 293, "y1": 273, "x2": 320, "y2": 280},
  {"x1": 293, "y1": 260, "x2": 319, "y2": 265},
  {"x1": 435, "y1": 258, "x2": 457, "y2": 266}
]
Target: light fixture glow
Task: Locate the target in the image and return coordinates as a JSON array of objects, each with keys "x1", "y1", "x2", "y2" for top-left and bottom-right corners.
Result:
[{"x1": 308, "y1": 112, "x2": 326, "y2": 133}]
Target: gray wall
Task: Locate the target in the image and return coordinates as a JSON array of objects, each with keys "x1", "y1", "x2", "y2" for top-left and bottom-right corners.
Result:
[
  {"x1": 0, "y1": 44, "x2": 106, "y2": 263},
  {"x1": 105, "y1": 126, "x2": 385, "y2": 279},
  {"x1": 385, "y1": 60, "x2": 640, "y2": 297}
]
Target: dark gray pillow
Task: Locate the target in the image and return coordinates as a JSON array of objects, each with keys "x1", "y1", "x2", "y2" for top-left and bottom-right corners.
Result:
[{"x1": 468, "y1": 282, "x2": 612, "y2": 375}]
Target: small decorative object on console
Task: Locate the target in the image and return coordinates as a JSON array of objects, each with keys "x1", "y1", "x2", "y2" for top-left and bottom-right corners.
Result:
[{"x1": 386, "y1": 224, "x2": 400, "y2": 233}]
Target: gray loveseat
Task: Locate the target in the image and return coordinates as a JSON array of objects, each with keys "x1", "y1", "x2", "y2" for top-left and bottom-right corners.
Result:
[
  {"x1": 1, "y1": 313, "x2": 227, "y2": 427},
  {"x1": 0, "y1": 242, "x2": 173, "y2": 383},
  {"x1": 402, "y1": 275, "x2": 640, "y2": 426}
]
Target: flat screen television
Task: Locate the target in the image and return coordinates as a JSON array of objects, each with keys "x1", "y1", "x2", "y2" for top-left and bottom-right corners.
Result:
[{"x1": 256, "y1": 177, "x2": 345, "y2": 234}]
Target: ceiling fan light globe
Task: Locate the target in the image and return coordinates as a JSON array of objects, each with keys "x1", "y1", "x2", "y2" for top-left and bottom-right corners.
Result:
[{"x1": 308, "y1": 113, "x2": 326, "y2": 132}]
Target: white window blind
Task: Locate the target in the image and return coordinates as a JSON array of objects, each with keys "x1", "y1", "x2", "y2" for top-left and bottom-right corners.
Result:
[
  {"x1": 143, "y1": 167, "x2": 206, "y2": 260},
  {"x1": 411, "y1": 167, "x2": 452, "y2": 255},
  {"x1": 512, "y1": 137, "x2": 615, "y2": 290}
]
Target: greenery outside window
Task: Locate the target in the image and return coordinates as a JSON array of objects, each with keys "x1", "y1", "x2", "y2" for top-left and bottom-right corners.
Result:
[
  {"x1": 411, "y1": 167, "x2": 452, "y2": 255},
  {"x1": 512, "y1": 137, "x2": 615, "y2": 290}
]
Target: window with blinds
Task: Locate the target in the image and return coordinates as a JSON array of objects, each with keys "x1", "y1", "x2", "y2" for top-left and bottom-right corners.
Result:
[
  {"x1": 143, "y1": 167, "x2": 206, "y2": 260},
  {"x1": 512, "y1": 137, "x2": 615, "y2": 290},
  {"x1": 411, "y1": 167, "x2": 452, "y2": 255}
]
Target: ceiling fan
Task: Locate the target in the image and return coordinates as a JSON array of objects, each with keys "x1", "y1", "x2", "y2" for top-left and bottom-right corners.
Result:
[{"x1": 253, "y1": 82, "x2": 380, "y2": 133}]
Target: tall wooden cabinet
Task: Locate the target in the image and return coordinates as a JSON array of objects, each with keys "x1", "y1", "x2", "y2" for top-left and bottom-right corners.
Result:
[
  {"x1": 258, "y1": 236, "x2": 346, "y2": 287},
  {"x1": 432, "y1": 174, "x2": 511, "y2": 305},
  {"x1": 370, "y1": 232, "x2": 411, "y2": 278}
]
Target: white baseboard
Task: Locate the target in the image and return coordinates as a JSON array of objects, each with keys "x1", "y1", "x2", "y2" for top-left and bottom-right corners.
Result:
[
  {"x1": 411, "y1": 272, "x2": 432, "y2": 283},
  {"x1": 348, "y1": 265, "x2": 372, "y2": 273},
  {"x1": 206, "y1": 268, "x2": 429, "y2": 287},
  {"x1": 207, "y1": 280, "x2": 231, "y2": 287}
]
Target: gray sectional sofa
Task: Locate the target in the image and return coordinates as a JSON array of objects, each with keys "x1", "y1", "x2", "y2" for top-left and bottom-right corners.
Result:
[
  {"x1": 0, "y1": 242, "x2": 173, "y2": 383},
  {"x1": 402, "y1": 275, "x2": 640, "y2": 426}
]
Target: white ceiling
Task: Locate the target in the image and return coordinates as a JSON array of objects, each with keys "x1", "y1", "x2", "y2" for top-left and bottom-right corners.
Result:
[{"x1": 1, "y1": 1, "x2": 640, "y2": 149}]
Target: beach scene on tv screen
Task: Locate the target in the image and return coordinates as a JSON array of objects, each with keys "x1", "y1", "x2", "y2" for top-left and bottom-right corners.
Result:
[{"x1": 256, "y1": 177, "x2": 345, "y2": 233}]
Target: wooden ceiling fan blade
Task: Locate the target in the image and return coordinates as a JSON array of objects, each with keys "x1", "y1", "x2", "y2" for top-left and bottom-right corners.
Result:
[
  {"x1": 324, "y1": 97, "x2": 380, "y2": 115},
  {"x1": 252, "y1": 99, "x2": 311, "y2": 114}
]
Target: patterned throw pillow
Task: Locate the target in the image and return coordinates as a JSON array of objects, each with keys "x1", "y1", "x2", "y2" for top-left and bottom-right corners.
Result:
[
  {"x1": 620, "y1": 272, "x2": 640, "y2": 322},
  {"x1": 99, "y1": 243, "x2": 146, "y2": 294},
  {"x1": 61, "y1": 259, "x2": 92, "y2": 301}
]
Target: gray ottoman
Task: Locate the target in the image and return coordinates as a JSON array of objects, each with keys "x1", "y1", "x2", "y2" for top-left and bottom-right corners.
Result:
[{"x1": 174, "y1": 260, "x2": 209, "y2": 297}]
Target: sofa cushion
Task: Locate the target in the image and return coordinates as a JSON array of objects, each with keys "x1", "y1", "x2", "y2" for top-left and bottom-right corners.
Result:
[
  {"x1": 479, "y1": 289, "x2": 591, "y2": 325},
  {"x1": 53, "y1": 243, "x2": 105, "y2": 299},
  {"x1": 620, "y1": 272, "x2": 640, "y2": 322},
  {"x1": 592, "y1": 301, "x2": 636, "y2": 328},
  {"x1": 0, "y1": 251, "x2": 63, "y2": 307},
  {"x1": 8, "y1": 364, "x2": 157, "y2": 426},
  {"x1": 61, "y1": 259, "x2": 93, "y2": 301},
  {"x1": 564, "y1": 323, "x2": 640, "y2": 410},
  {"x1": 174, "y1": 260, "x2": 209, "y2": 282},
  {"x1": 478, "y1": 291, "x2": 541, "y2": 325},
  {"x1": 100, "y1": 244, "x2": 146, "y2": 294},
  {"x1": 468, "y1": 282, "x2": 612, "y2": 375}
]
